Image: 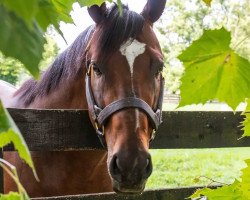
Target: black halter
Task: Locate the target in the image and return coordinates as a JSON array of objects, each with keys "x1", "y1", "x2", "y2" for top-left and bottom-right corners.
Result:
[{"x1": 85, "y1": 62, "x2": 165, "y2": 147}]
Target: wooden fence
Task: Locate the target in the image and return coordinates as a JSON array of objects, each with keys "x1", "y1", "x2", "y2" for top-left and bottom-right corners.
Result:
[{"x1": 1, "y1": 108, "x2": 250, "y2": 199}]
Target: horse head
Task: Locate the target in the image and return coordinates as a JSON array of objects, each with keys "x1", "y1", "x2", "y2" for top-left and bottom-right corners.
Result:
[{"x1": 85, "y1": 0, "x2": 166, "y2": 194}]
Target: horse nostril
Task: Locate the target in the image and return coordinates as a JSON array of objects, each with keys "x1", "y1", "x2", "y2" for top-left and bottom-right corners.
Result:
[
  {"x1": 145, "y1": 157, "x2": 152, "y2": 179},
  {"x1": 110, "y1": 153, "x2": 152, "y2": 182},
  {"x1": 110, "y1": 155, "x2": 122, "y2": 182}
]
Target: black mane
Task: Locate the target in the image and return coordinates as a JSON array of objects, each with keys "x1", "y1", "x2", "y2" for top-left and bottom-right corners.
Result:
[
  {"x1": 15, "y1": 4, "x2": 144, "y2": 106},
  {"x1": 14, "y1": 26, "x2": 95, "y2": 106}
]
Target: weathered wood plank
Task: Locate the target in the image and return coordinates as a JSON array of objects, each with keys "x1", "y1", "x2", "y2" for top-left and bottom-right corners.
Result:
[
  {"x1": 32, "y1": 186, "x2": 217, "y2": 200},
  {"x1": 7, "y1": 109, "x2": 102, "y2": 151},
  {"x1": 153, "y1": 111, "x2": 248, "y2": 148},
  {"x1": 5, "y1": 109, "x2": 250, "y2": 151}
]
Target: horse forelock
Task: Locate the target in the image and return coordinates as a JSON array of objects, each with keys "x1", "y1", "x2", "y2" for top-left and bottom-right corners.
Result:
[{"x1": 92, "y1": 4, "x2": 145, "y2": 64}]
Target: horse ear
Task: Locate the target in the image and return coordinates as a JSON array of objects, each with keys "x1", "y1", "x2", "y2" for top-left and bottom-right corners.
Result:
[
  {"x1": 88, "y1": 3, "x2": 107, "y2": 24},
  {"x1": 141, "y1": 0, "x2": 166, "y2": 23}
]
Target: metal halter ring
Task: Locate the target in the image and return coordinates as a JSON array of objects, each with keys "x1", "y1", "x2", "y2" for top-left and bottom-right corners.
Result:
[{"x1": 94, "y1": 122, "x2": 105, "y2": 136}]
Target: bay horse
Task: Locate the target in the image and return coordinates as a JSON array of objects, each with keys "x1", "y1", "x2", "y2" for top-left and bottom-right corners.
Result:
[{"x1": 0, "y1": 0, "x2": 166, "y2": 197}]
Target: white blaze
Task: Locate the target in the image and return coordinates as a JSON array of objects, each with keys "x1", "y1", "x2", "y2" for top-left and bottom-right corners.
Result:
[
  {"x1": 120, "y1": 39, "x2": 146, "y2": 131},
  {"x1": 120, "y1": 39, "x2": 146, "y2": 76}
]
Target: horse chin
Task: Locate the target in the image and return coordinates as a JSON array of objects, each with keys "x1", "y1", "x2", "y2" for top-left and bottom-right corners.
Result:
[{"x1": 112, "y1": 179, "x2": 146, "y2": 195}]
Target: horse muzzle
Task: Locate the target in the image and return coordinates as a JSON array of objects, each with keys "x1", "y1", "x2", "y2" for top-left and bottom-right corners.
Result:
[
  {"x1": 112, "y1": 180, "x2": 146, "y2": 194},
  {"x1": 108, "y1": 151, "x2": 152, "y2": 194}
]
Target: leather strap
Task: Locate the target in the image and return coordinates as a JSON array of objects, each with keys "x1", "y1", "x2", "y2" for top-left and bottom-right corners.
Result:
[
  {"x1": 85, "y1": 74, "x2": 98, "y2": 122},
  {"x1": 97, "y1": 97, "x2": 161, "y2": 130}
]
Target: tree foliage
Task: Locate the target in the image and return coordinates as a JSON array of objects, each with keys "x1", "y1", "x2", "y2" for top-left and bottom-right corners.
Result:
[
  {"x1": 157, "y1": 0, "x2": 208, "y2": 94},
  {"x1": 203, "y1": 0, "x2": 212, "y2": 6},
  {"x1": 0, "y1": 54, "x2": 23, "y2": 85},
  {"x1": 0, "y1": 5, "x2": 44, "y2": 79},
  {"x1": 0, "y1": 0, "x2": 110, "y2": 78},
  {"x1": 0, "y1": 35, "x2": 59, "y2": 86},
  {"x1": 157, "y1": 0, "x2": 250, "y2": 95},
  {"x1": 241, "y1": 99, "x2": 250, "y2": 138}
]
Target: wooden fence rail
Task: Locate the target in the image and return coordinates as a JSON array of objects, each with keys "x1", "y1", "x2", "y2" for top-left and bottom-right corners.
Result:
[
  {"x1": 4, "y1": 109, "x2": 250, "y2": 150},
  {"x1": 33, "y1": 186, "x2": 218, "y2": 200},
  {"x1": 1, "y1": 109, "x2": 250, "y2": 199}
]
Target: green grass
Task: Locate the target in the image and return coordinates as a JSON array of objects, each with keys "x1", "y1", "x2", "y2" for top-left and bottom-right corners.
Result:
[{"x1": 146, "y1": 148, "x2": 250, "y2": 189}]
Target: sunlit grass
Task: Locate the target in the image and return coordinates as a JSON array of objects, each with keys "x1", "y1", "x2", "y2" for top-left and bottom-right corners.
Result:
[{"x1": 146, "y1": 148, "x2": 250, "y2": 189}]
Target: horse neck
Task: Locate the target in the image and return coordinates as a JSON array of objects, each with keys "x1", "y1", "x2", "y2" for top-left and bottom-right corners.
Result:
[
  {"x1": 28, "y1": 72, "x2": 88, "y2": 109},
  {"x1": 11, "y1": 68, "x2": 87, "y2": 109},
  {"x1": 12, "y1": 27, "x2": 96, "y2": 109},
  {"x1": 13, "y1": 48, "x2": 89, "y2": 109}
]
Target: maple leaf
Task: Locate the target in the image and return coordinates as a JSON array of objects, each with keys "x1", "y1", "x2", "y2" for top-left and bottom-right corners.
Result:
[{"x1": 178, "y1": 28, "x2": 250, "y2": 110}]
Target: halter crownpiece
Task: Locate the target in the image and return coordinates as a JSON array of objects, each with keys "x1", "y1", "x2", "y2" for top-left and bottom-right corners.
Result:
[{"x1": 85, "y1": 62, "x2": 165, "y2": 148}]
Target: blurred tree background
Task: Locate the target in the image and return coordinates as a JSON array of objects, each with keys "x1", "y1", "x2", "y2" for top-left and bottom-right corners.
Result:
[
  {"x1": 1, "y1": 0, "x2": 249, "y2": 92},
  {"x1": 157, "y1": 0, "x2": 250, "y2": 94},
  {"x1": 0, "y1": 35, "x2": 59, "y2": 86},
  {"x1": 0, "y1": 53, "x2": 23, "y2": 85}
]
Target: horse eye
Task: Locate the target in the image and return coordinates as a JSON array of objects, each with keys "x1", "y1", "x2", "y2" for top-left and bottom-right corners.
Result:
[
  {"x1": 93, "y1": 65, "x2": 102, "y2": 76},
  {"x1": 152, "y1": 61, "x2": 164, "y2": 77}
]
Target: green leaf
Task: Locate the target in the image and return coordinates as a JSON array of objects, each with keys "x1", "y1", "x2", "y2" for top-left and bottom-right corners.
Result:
[
  {"x1": 202, "y1": 0, "x2": 212, "y2": 6},
  {"x1": 246, "y1": 98, "x2": 250, "y2": 112},
  {"x1": 116, "y1": 0, "x2": 122, "y2": 15},
  {"x1": 35, "y1": 0, "x2": 74, "y2": 42},
  {"x1": 78, "y1": 0, "x2": 106, "y2": 7},
  {"x1": 191, "y1": 182, "x2": 242, "y2": 200},
  {"x1": 190, "y1": 160, "x2": 250, "y2": 200},
  {"x1": 0, "y1": 0, "x2": 38, "y2": 28},
  {"x1": 0, "y1": 6, "x2": 44, "y2": 79},
  {"x1": 0, "y1": 192, "x2": 28, "y2": 200},
  {"x1": 0, "y1": 101, "x2": 37, "y2": 179},
  {"x1": 178, "y1": 28, "x2": 250, "y2": 110},
  {"x1": 36, "y1": 0, "x2": 74, "y2": 31},
  {"x1": 241, "y1": 159, "x2": 250, "y2": 199},
  {"x1": 240, "y1": 99, "x2": 250, "y2": 138},
  {"x1": 51, "y1": 0, "x2": 74, "y2": 23},
  {"x1": 241, "y1": 114, "x2": 250, "y2": 138}
]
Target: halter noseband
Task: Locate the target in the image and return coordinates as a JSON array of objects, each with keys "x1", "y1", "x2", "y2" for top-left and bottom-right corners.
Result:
[{"x1": 85, "y1": 62, "x2": 165, "y2": 147}]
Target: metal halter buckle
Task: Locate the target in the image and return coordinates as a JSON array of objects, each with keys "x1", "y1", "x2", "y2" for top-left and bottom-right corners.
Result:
[
  {"x1": 94, "y1": 122, "x2": 105, "y2": 136},
  {"x1": 150, "y1": 129, "x2": 156, "y2": 141}
]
